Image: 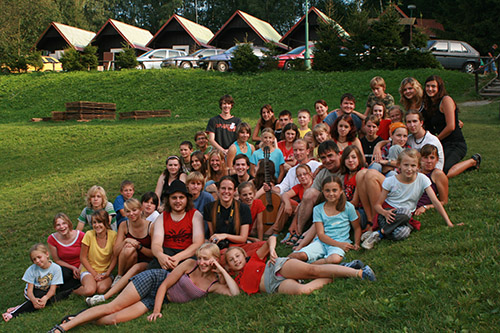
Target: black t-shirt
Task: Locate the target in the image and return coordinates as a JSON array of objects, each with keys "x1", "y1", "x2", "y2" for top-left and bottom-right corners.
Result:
[
  {"x1": 230, "y1": 174, "x2": 254, "y2": 188},
  {"x1": 203, "y1": 201, "x2": 251, "y2": 236},
  {"x1": 206, "y1": 115, "x2": 241, "y2": 150},
  {"x1": 361, "y1": 136, "x2": 383, "y2": 164}
]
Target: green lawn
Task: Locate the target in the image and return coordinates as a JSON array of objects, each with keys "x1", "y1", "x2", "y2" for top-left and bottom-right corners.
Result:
[{"x1": 0, "y1": 69, "x2": 498, "y2": 332}]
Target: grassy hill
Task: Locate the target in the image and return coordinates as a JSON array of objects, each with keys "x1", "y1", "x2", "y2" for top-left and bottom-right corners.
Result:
[{"x1": 0, "y1": 68, "x2": 498, "y2": 332}]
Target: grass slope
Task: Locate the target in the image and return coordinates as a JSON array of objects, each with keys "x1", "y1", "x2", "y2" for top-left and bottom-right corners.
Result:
[{"x1": 0, "y1": 69, "x2": 498, "y2": 332}]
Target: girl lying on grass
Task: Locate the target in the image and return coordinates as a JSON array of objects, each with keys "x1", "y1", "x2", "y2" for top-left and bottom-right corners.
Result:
[
  {"x1": 47, "y1": 243, "x2": 239, "y2": 332},
  {"x1": 226, "y1": 235, "x2": 375, "y2": 296}
]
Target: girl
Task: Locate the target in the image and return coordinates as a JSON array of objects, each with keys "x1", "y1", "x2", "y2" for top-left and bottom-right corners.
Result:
[
  {"x1": 312, "y1": 99, "x2": 330, "y2": 127},
  {"x1": 362, "y1": 149, "x2": 459, "y2": 250},
  {"x1": 252, "y1": 104, "x2": 276, "y2": 143},
  {"x1": 3, "y1": 244, "x2": 63, "y2": 322},
  {"x1": 47, "y1": 213, "x2": 85, "y2": 295},
  {"x1": 49, "y1": 244, "x2": 239, "y2": 332},
  {"x1": 250, "y1": 128, "x2": 285, "y2": 183},
  {"x1": 277, "y1": 123, "x2": 299, "y2": 171},
  {"x1": 370, "y1": 122, "x2": 410, "y2": 177},
  {"x1": 77, "y1": 185, "x2": 116, "y2": 231},
  {"x1": 227, "y1": 122, "x2": 255, "y2": 173},
  {"x1": 367, "y1": 102, "x2": 391, "y2": 140},
  {"x1": 226, "y1": 235, "x2": 375, "y2": 296},
  {"x1": 312, "y1": 123, "x2": 332, "y2": 159},
  {"x1": 330, "y1": 114, "x2": 363, "y2": 156},
  {"x1": 415, "y1": 144, "x2": 449, "y2": 216},
  {"x1": 190, "y1": 151, "x2": 208, "y2": 178},
  {"x1": 238, "y1": 181, "x2": 265, "y2": 241},
  {"x1": 422, "y1": 75, "x2": 480, "y2": 177},
  {"x1": 205, "y1": 149, "x2": 228, "y2": 197},
  {"x1": 141, "y1": 192, "x2": 160, "y2": 222},
  {"x1": 340, "y1": 146, "x2": 365, "y2": 204},
  {"x1": 155, "y1": 156, "x2": 187, "y2": 205},
  {"x1": 78, "y1": 209, "x2": 117, "y2": 296},
  {"x1": 290, "y1": 176, "x2": 361, "y2": 264},
  {"x1": 399, "y1": 77, "x2": 423, "y2": 111}
]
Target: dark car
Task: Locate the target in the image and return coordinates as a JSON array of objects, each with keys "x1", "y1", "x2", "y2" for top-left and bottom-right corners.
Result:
[
  {"x1": 161, "y1": 48, "x2": 226, "y2": 69},
  {"x1": 426, "y1": 40, "x2": 481, "y2": 73},
  {"x1": 198, "y1": 44, "x2": 269, "y2": 72},
  {"x1": 277, "y1": 45, "x2": 316, "y2": 70}
]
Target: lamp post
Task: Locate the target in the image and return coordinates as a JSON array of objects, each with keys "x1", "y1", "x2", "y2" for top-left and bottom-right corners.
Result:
[
  {"x1": 304, "y1": 0, "x2": 311, "y2": 70},
  {"x1": 408, "y1": 4, "x2": 416, "y2": 46}
]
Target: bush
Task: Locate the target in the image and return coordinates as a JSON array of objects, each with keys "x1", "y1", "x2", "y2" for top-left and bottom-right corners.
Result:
[
  {"x1": 60, "y1": 48, "x2": 84, "y2": 71},
  {"x1": 115, "y1": 45, "x2": 138, "y2": 70},
  {"x1": 232, "y1": 44, "x2": 260, "y2": 73},
  {"x1": 395, "y1": 48, "x2": 443, "y2": 69},
  {"x1": 313, "y1": 20, "x2": 352, "y2": 72},
  {"x1": 260, "y1": 43, "x2": 280, "y2": 71},
  {"x1": 80, "y1": 45, "x2": 98, "y2": 70}
]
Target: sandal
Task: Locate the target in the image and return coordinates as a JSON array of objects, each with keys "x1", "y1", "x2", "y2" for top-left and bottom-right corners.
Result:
[
  {"x1": 280, "y1": 232, "x2": 292, "y2": 244},
  {"x1": 471, "y1": 153, "x2": 482, "y2": 170},
  {"x1": 47, "y1": 324, "x2": 66, "y2": 333},
  {"x1": 60, "y1": 308, "x2": 86, "y2": 324},
  {"x1": 285, "y1": 233, "x2": 300, "y2": 246}
]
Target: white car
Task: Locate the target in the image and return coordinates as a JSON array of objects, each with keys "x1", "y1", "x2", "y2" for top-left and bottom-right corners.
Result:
[
  {"x1": 161, "y1": 48, "x2": 226, "y2": 69},
  {"x1": 137, "y1": 49, "x2": 187, "y2": 69}
]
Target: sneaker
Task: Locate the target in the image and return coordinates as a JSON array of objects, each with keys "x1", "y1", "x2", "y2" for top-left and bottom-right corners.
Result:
[
  {"x1": 341, "y1": 260, "x2": 364, "y2": 269},
  {"x1": 86, "y1": 294, "x2": 105, "y2": 307},
  {"x1": 111, "y1": 275, "x2": 122, "y2": 287},
  {"x1": 361, "y1": 231, "x2": 380, "y2": 250},
  {"x1": 361, "y1": 230, "x2": 373, "y2": 242},
  {"x1": 361, "y1": 265, "x2": 376, "y2": 281}
]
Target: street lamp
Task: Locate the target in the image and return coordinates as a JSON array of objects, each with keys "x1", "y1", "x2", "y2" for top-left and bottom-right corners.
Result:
[
  {"x1": 305, "y1": 0, "x2": 311, "y2": 70},
  {"x1": 408, "y1": 4, "x2": 416, "y2": 46}
]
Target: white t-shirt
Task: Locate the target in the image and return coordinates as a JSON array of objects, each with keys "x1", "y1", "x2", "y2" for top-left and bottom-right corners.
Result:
[
  {"x1": 277, "y1": 160, "x2": 321, "y2": 194},
  {"x1": 407, "y1": 131, "x2": 445, "y2": 170},
  {"x1": 22, "y1": 262, "x2": 63, "y2": 297},
  {"x1": 382, "y1": 173, "x2": 432, "y2": 212}
]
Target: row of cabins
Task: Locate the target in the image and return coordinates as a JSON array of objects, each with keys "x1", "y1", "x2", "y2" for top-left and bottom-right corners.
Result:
[{"x1": 35, "y1": 6, "x2": 443, "y2": 69}]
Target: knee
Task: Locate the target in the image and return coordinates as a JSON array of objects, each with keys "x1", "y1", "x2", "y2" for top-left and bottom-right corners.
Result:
[
  {"x1": 288, "y1": 252, "x2": 308, "y2": 262},
  {"x1": 308, "y1": 265, "x2": 321, "y2": 277},
  {"x1": 326, "y1": 255, "x2": 342, "y2": 264},
  {"x1": 303, "y1": 189, "x2": 319, "y2": 202}
]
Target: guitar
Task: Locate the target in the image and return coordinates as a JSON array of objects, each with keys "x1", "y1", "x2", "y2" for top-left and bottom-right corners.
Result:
[{"x1": 263, "y1": 146, "x2": 274, "y2": 212}]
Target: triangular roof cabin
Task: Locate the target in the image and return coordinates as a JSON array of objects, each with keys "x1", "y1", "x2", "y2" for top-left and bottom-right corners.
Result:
[
  {"x1": 147, "y1": 14, "x2": 214, "y2": 53},
  {"x1": 91, "y1": 19, "x2": 153, "y2": 60},
  {"x1": 34, "y1": 22, "x2": 96, "y2": 58},
  {"x1": 209, "y1": 10, "x2": 287, "y2": 50},
  {"x1": 386, "y1": 4, "x2": 444, "y2": 38},
  {"x1": 280, "y1": 7, "x2": 349, "y2": 48}
]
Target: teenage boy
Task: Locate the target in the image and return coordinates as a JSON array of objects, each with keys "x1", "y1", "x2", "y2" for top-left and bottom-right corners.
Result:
[
  {"x1": 274, "y1": 110, "x2": 293, "y2": 139},
  {"x1": 361, "y1": 115, "x2": 383, "y2": 165},
  {"x1": 179, "y1": 140, "x2": 194, "y2": 174},
  {"x1": 324, "y1": 93, "x2": 362, "y2": 130},
  {"x1": 297, "y1": 109, "x2": 312, "y2": 138},
  {"x1": 114, "y1": 180, "x2": 135, "y2": 227},
  {"x1": 364, "y1": 76, "x2": 395, "y2": 115},
  {"x1": 206, "y1": 95, "x2": 241, "y2": 155},
  {"x1": 193, "y1": 131, "x2": 212, "y2": 157}
]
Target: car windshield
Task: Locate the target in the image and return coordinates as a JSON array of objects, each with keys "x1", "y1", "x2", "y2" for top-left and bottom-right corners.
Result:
[
  {"x1": 287, "y1": 46, "x2": 306, "y2": 55},
  {"x1": 225, "y1": 46, "x2": 239, "y2": 54},
  {"x1": 190, "y1": 49, "x2": 203, "y2": 56}
]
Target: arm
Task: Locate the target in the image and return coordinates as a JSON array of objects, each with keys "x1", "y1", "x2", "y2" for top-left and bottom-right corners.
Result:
[
  {"x1": 151, "y1": 213, "x2": 174, "y2": 270},
  {"x1": 226, "y1": 145, "x2": 237, "y2": 173},
  {"x1": 372, "y1": 140, "x2": 390, "y2": 163},
  {"x1": 80, "y1": 243, "x2": 98, "y2": 278},
  {"x1": 76, "y1": 221, "x2": 85, "y2": 231},
  {"x1": 364, "y1": 106, "x2": 371, "y2": 115},
  {"x1": 208, "y1": 259, "x2": 240, "y2": 296},
  {"x1": 255, "y1": 235, "x2": 274, "y2": 261},
  {"x1": 374, "y1": 189, "x2": 395, "y2": 223},
  {"x1": 26, "y1": 283, "x2": 38, "y2": 307},
  {"x1": 47, "y1": 243, "x2": 80, "y2": 279},
  {"x1": 352, "y1": 110, "x2": 366, "y2": 120},
  {"x1": 170, "y1": 211, "x2": 205, "y2": 267},
  {"x1": 316, "y1": 222, "x2": 354, "y2": 251},
  {"x1": 252, "y1": 122, "x2": 262, "y2": 142},
  {"x1": 210, "y1": 224, "x2": 250, "y2": 244},
  {"x1": 437, "y1": 96, "x2": 457, "y2": 141},
  {"x1": 207, "y1": 132, "x2": 227, "y2": 155},
  {"x1": 255, "y1": 212, "x2": 264, "y2": 241},
  {"x1": 282, "y1": 189, "x2": 297, "y2": 215},
  {"x1": 277, "y1": 164, "x2": 285, "y2": 183},
  {"x1": 155, "y1": 173, "x2": 166, "y2": 204},
  {"x1": 37, "y1": 284, "x2": 58, "y2": 308},
  {"x1": 351, "y1": 217, "x2": 361, "y2": 249},
  {"x1": 425, "y1": 186, "x2": 456, "y2": 227},
  {"x1": 179, "y1": 173, "x2": 187, "y2": 183},
  {"x1": 249, "y1": 163, "x2": 256, "y2": 177},
  {"x1": 102, "y1": 253, "x2": 117, "y2": 280},
  {"x1": 113, "y1": 223, "x2": 127, "y2": 256},
  {"x1": 353, "y1": 138, "x2": 364, "y2": 156}
]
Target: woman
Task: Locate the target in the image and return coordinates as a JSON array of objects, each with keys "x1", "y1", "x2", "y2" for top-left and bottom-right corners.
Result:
[
  {"x1": 422, "y1": 75, "x2": 480, "y2": 177},
  {"x1": 399, "y1": 77, "x2": 423, "y2": 111},
  {"x1": 155, "y1": 156, "x2": 187, "y2": 206}
]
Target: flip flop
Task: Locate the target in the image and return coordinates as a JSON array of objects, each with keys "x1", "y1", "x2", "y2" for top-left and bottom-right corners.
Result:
[
  {"x1": 47, "y1": 324, "x2": 66, "y2": 333},
  {"x1": 280, "y1": 232, "x2": 292, "y2": 244}
]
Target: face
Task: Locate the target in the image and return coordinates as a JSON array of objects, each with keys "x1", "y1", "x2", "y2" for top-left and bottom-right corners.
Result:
[
  {"x1": 372, "y1": 105, "x2": 384, "y2": 119},
  {"x1": 365, "y1": 121, "x2": 378, "y2": 138},
  {"x1": 372, "y1": 86, "x2": 384, "y2": 97},
  {"x1": 179, "y1": 145, "x2": 192, "y2": 158},
  {"x1": 322, "y1": 181, "x2": 342, "y2": 204},
  {"x1": 261, "y1": 108, "x2": 273, "y2": 121},
  {"x1": 340, "y1": 99, "x2": 355, "y2": 114},
  {"x1": 234, "y1": 158, "x2": 249, "y2": 176},
  {"x1": 169, "y1": 192, "x2": 187, "y2": 213},
  {"x1": 319, "y1": 150, "x2": 340, "y2": 172},
  {"x1": 210, "y1": 155, "x2": 221, "y2": 171},
  {"x1": 142, "y1": 198, "x2": 156, "y2": 216},
  {"x1": 221, "y1": 102, "x2": 233, "y2": 114},
  {"x1": 191, "y1": 156, "x2": 201, "y2": 171},
  {"x1": 167, "y1": 159, "x2": 181, "y2": 175},
  {"x1": 337, "y1": 120, "x2": 351, "y2": 138},
  {"x1": 91, "y1": 192, "x2": 103, "y2": 209},
  {"x1": 195, "y1": 135, "x2": 208, "y2": 148},
  {"x1": 297, "y1": 112, "x2": 310, "y2": 126},
  {"x1": 54, "y1": 218, "x2": 70, "y2": 235},
  {"x1": 403, "y1": 83, "x2": 415, "y2": 100},
  {"x1": 315, "y1": 130, "x2": 330, "y2": 144},
  {"x1": 261, "y1": 132, "x2": 275, "y2": 147},
  {"x1": 238, "y1": 129, "x2": 250, "y2": 142},
  {"x1": 284, "y1": 129, "x2": 296, "y2": 143},
  {"x1": 92, "y1": 219, "x2": 106, "y2": 234},
  {"x1": 121, "y1": 185, "x2": 134, "y2": 200},
  {"x1": 197, "y1": 249, "x2": 216, "y2": 273},
  {"x1": 344, "y1": 150, "x2": 360, "y2": 171},
  {"x1": 125, "y1": 206, "x2": 142, "y2": 222},
  {"x1": 421, "y1": 152, "x2": 438, "y2": 172},
  {"x1": 392, "y1": 128, "x2": 408, "y2": 147},
  {"x1": 405, "y1": 114, "x2": 423, "y2": 134},
  {"x1": 239, "y1": 187, "x2": 254, "y2": 206},
  {"x1": 293, "y1": 142, "x2": 309, "y2": 163},
  {"x1": 296, "y1": 167, "x2": 312, "y2": 186},
  {"x1": 425, "y1": 80, "x2": 439, "y2": 98},
  {"x1": 315, "y1": 103, "x2": 328, "y2": 117},
  {"x1": 399, "y1": 155, "x2": 419, "y2": 179},
  {"x1": 226, "y1": 249, "x2": 246, "y2": 271},
  {"x1": 31, "y1": 250, "x2": 50, "y2": 269},
  {"x1": 187, "y1": 180, "x2": 203, "y2": 197},
  {"x1": 389, "y1": 109, "x2": 402, "y2": 123},
  {"x1": 279, "y1": 115, "x2": 292, "y2": 128},
  {"x1": 218, "y1": 179, "x2": 235, "y2": 204}
]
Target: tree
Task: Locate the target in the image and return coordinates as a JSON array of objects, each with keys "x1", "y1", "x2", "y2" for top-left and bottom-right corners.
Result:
[
  {"x1": 114, "y1": 44, "x2": 139, "y2": 69},
  {"x1": 232, "y1": 43, "x2": 260, "y2": 73},
  {"x1": 80, "y1": 45, "x2": 99, "y2": 70},
  {"x1": 112, "y1": 0, "x2": 181, "y2": 33},
  {"x1": 60, "y1": 48, "x2": 84, "y2": 71}
]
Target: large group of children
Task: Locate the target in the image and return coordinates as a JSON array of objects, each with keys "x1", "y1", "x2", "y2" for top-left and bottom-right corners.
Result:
[{"x1": 4, "y1": 75, "x2": 478, "y2": 332}]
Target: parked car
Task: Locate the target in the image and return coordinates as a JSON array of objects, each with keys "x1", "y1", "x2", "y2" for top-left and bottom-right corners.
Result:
[
  {"x1": 425, "y1": 40, "x2": 481, "y2": 73},
  {"x1": 161, "y1": 48, "x2": 226, "y2": 69},
  {"x1": 277, "y1": 45, "x2": 316, "y2": 70},
  {"x1": 2, "y1": 56, "x2": 63, "y2": 73},
  {"x1": 198, "y1": 45, "x2": 269, "y2": 72},
  {"x1": 137, "y1": 49, "x2": 187, "y2": 69}
]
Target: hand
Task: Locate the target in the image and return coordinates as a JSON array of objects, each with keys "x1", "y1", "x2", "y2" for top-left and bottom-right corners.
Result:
[
  {"x1": 72, "y1": 267, "x2": 80, "y2": 279},
  {"x1": 383, "y1": 209, "x2": 396, "y2": 224},
  {"x1": 338, "y1": 242, "x2": 355, "y2": 252},
  {"x1": 284, "y1": 202, "x2": 293, "y2": 215},
  {"x1": 209, "y1": 233, "x2": 227, "y2": 243},
  {"x1": 148, "y1": 312, "x2": 162, "y2": 322},
  {"x1": 158, "y1": 254, "x2": 176, "y2": 270},
  {"x1": 263, "y1": 183, "x2": 271, "y2": 192},
  {"x1": 449, "y1": 222, "x2": 464, "y2": 227},
  {"x1": 269, "y1": 249, "x2": 278, "y2": 264},
  {"x1": 95, "y1": 273, "x2": 107, "y2": 281},
  {"x1": 414, "y1": 206, "x2": 426, "y2": 216},
  {"x1": 353, "y1": 244, "x2": 360, "y2": 251}
]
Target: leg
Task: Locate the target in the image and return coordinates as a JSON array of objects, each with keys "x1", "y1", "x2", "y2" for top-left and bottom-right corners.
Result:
[
  {"x1": 293, "y1": 224, "x2": 316, "y2": 250},
  {"x1": 73, "y1": 273, "x2": 97, "y2": 296},
  {"x1": 357, "y1": 169, "x2": 384, "y2": 222},
  {"x1": 96, "y1": 276, "x2": 112, "y2": 294},
  {"x1": 118, "y1": 245, "x2": 138, "y2": 276},
  {"x1": 446, "y1": 158, "x2": 476, "y2": 179},
  {"x1": 279, "y1": 258, "x2": 358, "y2": 280},
  {"x1": 296, "y1": 188, "x2": 320, "y2": 234},
  {"x1": 267, "y1": 202, "x2": 289, "y2": 235},
  {"x1": 287, "y1": 251, "x2": 309, "y2": 262},
  {"x1": 95, "y1": 301, "x2": 148, "y2": 325},
  {"x1": 8, "y1": 300, "x2": 36, "y2": 319},
  {"x1": 313, "y1": 253, "x2": 343, "y2": 265},
  {"x1": 104, "y1": 262, "x2": 148, "y2": 300},
  {"x1": 277, "y1": 278, "x2": 332, "y2": 295}
]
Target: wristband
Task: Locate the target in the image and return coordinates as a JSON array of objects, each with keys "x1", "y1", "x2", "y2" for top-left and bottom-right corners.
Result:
[{"x1": 138, "y1": 244, "x2": 143, "y2": 250}]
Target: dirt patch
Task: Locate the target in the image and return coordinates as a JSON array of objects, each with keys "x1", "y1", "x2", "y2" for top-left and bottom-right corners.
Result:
[{"x1": 459, "y1": 100, "x2": 493, "y2": 107}]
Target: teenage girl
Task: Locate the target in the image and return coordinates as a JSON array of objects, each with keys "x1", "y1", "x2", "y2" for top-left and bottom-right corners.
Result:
[
  {"x1": 252, "y1": 104, "x2": 276, "y2": 143},
  {"x1": 367, "y1": 102, "x2": 391, "y2": 140},
  {"x1": 205, "y1": 149, "x2": 228, "y2": 198},
  {"x1": 362, "y1": 149, "x2": 460, "y2": 250},
  {"x1": 238, "y1": 181, "x2": 266, "y2": 241},
  {"x1": 49, "y1": 244, "x2": 239, "y2": 332},
  {"x1": 227, "y1": 122, "x2": 255, "y2": 173},
  {"x1": 141, "y1": 192, "x2": 160, "y2": 222},
  {"x1": 155, "y1": 155, "x2": 187, "y2": 205},
  {"x1": 77, "y1": 185, "x2": 116, "y2": 231},
  {"x1": 190, "y1": 151, "x2": 208, "y2": 178},
  {"x1": 277, "y1": 123, "x2": 299, "y2": 171},
  {"x1": 312, "y1": 99, "x2": 330, "y2": 127},
  {"x1": 3, "y1": 244, "x2": 63, "y2": 322},
  {"x1": 399, "y1": 77, "x2": 424, "y2": 111},
  {"x1": 311, "y1": 123, "x2": 332, "y2": 159},
  {"x1": 226, "y1": 235, "x2": 375, "y2": 296},
  {"x1": 250, "y1": 128, "x2": 285, "y2": 183},
  {"x1": 370, "y1": 122, "x2": 410, "y2": 176},
  {"x1": 330, "y1": 114, "x2": 363, "y2": 156}
]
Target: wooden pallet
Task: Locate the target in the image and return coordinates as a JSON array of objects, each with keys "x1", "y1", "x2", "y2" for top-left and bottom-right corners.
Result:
[
  {"x1": 51, "y1": 110, "x2": 116, "y2": 121},
  {"x1": 65, "y1": 101, "x2": 116, "y2": 111},
  {"x1": 119, "y1": 110, "x2": 171, "y2": 120}
]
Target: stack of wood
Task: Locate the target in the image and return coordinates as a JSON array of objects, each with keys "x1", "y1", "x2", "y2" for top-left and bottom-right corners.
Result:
[
  {"x1": 119, "y1": 110, "x2": 171, "y2": 120},
  {"x1": 41, "y1": 101, "x2": 116, "y2": 121}
]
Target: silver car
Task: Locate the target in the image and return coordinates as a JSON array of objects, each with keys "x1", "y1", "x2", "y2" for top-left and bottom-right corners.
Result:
[
  {"x1": 137, "y1": 49, "x2": 188, "y2": 69},
  {"x1": 162, "y1": 49, "x2": 226, "y2": 69},
  {"x1": 426, "y1": 40, "x2": 481, "y2": 73}
]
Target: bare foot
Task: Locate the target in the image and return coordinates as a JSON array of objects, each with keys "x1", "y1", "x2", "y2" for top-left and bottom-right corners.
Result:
[{"x1": 2, "y1": 312, "x2": 13, "y2": 322}]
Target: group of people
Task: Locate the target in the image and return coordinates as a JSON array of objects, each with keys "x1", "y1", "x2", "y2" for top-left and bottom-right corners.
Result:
[{"x1": 4, "y1": 74, "x2": 478, "y2": 332}]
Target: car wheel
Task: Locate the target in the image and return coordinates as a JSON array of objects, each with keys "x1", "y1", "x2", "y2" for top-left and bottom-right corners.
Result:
[
  {"x1": 463, "y1": 62, "x2": 475, "y2": 74},
  {"x1": 284, "y1": 61, "x2": 293, "y2": 70},
  {"x1": 180, "y1": 61, "x2": 192, "y2": 69},
  {"x1": 217, "y1": 61, "x2": 229, "y2": 72}
]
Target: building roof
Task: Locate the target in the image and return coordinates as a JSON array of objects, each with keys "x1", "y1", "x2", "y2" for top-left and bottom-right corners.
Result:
[
  {"x1": 147, "y1": 14, "x2": 214, "y2": 48},
  {"x1": 35, "y1": 22, "x2": 96, "y2": 51},
  {"x1": 92, "y1": 19, "x2": 153, "y2": 51}
]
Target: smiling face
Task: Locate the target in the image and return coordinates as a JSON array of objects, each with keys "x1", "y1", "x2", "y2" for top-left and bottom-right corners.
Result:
[
  {"x1": 221, "y1": 102, "x2": 233, "y2": 116},
  {"x1": 391, "y1": 127, "x2": 408, "y2": 147},
  {"x1": 218, "y1": 179, "x2": 235, "y2": 205},
  {"x1": 425, "y1": 80, "x2": 439, "y2": 98},
  {"x1": 421, "y1": 152, "x2": 438, "y2": 172},
  {"x1": 372, "y1": 104, "x2": 384, "y2": 119},
  {"x1": 322, "y1": 181, "x2": 342, "y2": 204},
  {"x1": 319, "y1": 149, "x2": 340, "y2": 172},
  {"x1": 239, "y1": 186, "x2": 254, "y2": 206},
  {"x1": 195, "y1": 134, "x2": 208, "y2": 149},
  {"x1": 197, "y1": 248, "x2": 216, "y2": 273},
  {"x1": 284, "y1": 129, "x2": 297, "y2": 143},
  {"x1": 31, "y1": 250, "x2": 50, "y2": 269},
  {"x1": 210, "y1": 155, "x2": 221, "y2": 172},
  {"x1": 54, "y1": 218, "x2": 71, "y2": 236},
  {"x1": 237, "y1": 129, "x2": 250, "y2": 143},
  {"x1": 405, "y1": 114, "x2": 423, "y2": 135},
  {"x1": 344, "y1": 149, "x2": 360, "y2": 172},
  {"x1": 337, "y1": 119, "x2": 351, "y2": 139},
  {"x1": 179, "y1": 145, "x2": 192, "y2": 159},
  {"x1": 169, "y1": 192, "x2": 187, "y2": 213},
  {"x1": 167, "y1": 159, "x2": 181, "y2": 176},
  {"x1": 278, "y1": 115, "x2": 292, "y2": 128},
  {"x1": 389, "y1": 109, "x2": 402, "y2": 123},
  {"x1": 191, "y1": 156, "x2": 201, "y2": 171},
  {"x1": 261, "y1": 132, "x2": 275, "y2": 148},
  {"x1": 296, "y1": 166, "x2": 313, "y2": 186},
  {"x1": 226, "y1": 248, "x2": 246, "y2": 272},
  {"x1": 315, "y1": 103, "x2": 328, "y2": 117},
  {"x1": 142, "y1": 198, "x2": 156, "y2": 216},
  {"x1": 315, "y1": 129, "x2": 330, "y2": 144},
  {"x1": 261, "y1": 107, "x2": 273, "y2": 121},
  {"x1": 121, "y1": 185, "x2": 134, "y2": 200},
  {"x1": 234, "y1": 158, "x2": 249, "y2": 176},
  {"x1": 92, "y1": 219, "x2": 106, "y2": 235},
  {"x1": 398, "y1": 155, "x2": 419, "y2": 181},
  {"x1": 340, "y1": 99, "x2": 355, "y2": 114},
  {"x1": 297, "y1": 112, "x2": 310, "y2": 127},
  {"x1": 403, "y1": 83, "x2": 416, "y2": 100},
  {"x1": 125, "y1": 206, "x2": 142, "y2": 223},
  {"x1": 293, "y1": 141, "x2": 309, "y2": 163}
]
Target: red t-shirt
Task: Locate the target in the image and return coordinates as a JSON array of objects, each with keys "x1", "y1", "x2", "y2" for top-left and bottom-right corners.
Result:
[
  {"x1": 343, "y1": 173, "x2": 357, "y2": 202},
  {"x1": 162, "y1": 209, "x2": 196, "y2": 249},
  {"x1": 291, "y1": 183, "x2": 306, "y2": 200},
  {"x1": 249, "y1": 199, "x2": 266, "y2": 231},
  {"x1": 234, "y1": 252, "x2": 266, "y2": 294},
  {"x1": 377, "y1": 119, "x2": 391, "y2": 140},
  {"x1": 277, "y1": 140, "x2": 294, "y2": 162},
  {"x1": 47, "y1": 230, "x2": 85, "y2": 267}
]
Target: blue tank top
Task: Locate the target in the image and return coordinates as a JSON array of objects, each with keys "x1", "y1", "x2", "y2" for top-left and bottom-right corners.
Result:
[{"x1": 233, "y1": 141, "x2": 252, "y2": 160}]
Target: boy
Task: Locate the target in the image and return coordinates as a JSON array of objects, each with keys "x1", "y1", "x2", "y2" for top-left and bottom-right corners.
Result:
[
  {"x1": 297, "y1": 109, "x2": 311, "y2": 138},
  {"x1": 231, "y1": 154, "x2": 253, "y2": 188},
  {"x1": 193, "y1": 131, "x2": 212, "y2": 157},
  {"x1": 179, "y1": 140, "x2": 194, "y2": 174},
  {"x1": 114, "y1": 180, "x2": 134, "y2": 227},
  {"x1": 206, "y1": 94, "x2": 241, "y2": 155},
  {"x1": 324, "y1": 93, "x2": 362, "y2": 130},
  {"x1": 274, "y1": 109, "x2": 293, "y2": 139},
  {"x1": 361, "y1": 115, "x2": 383, "y2": 165},
  {"x1": 364, "y1": 76, "x2": 395, "y2": 115}
]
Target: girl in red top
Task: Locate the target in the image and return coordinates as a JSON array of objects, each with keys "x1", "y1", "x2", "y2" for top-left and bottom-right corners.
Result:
[
  {"x1": 277, "y1": 123, "x2": 299, "y2": 172},
  {"x1": 312, "y1": 99, "x2": 330, "y2": 127},
  {"x1": 367, "y1": 102, "x2": 391, "y2": 140},
  {"x1": 238, "y1": 182, "x2": 265, "y2": 241},
  {"x1": 226, "y1": 235, "x2": 375, "y2": 295}
]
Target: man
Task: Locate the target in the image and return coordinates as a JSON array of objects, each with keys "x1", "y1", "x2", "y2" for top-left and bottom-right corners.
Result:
[
  {"x1": 206, "y1": 94, "x2": 241, "y2": 155},
  {"x1": 323, "y1": 93, "x2": 362, "y2": 130}
]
